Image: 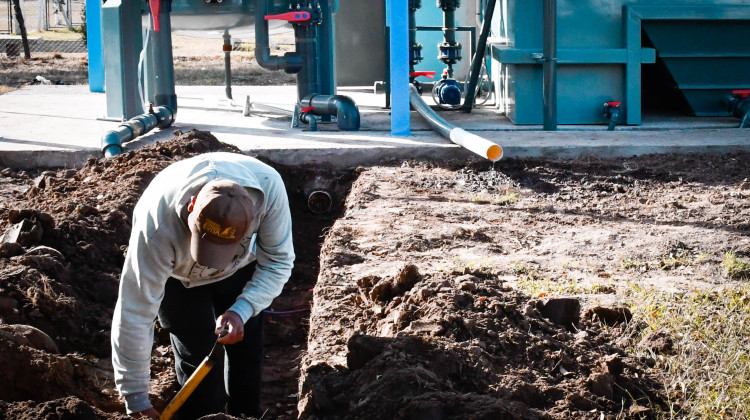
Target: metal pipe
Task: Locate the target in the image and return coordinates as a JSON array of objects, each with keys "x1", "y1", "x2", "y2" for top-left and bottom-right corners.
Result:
[
  {"x1": 300, "y1": 93, "x2": 360, "y2": 131},
  {"x1": 409, "y1": 0, "x2": 422, "y2": 75},
  {"x1": 438, "y1": 0, "x2": 461, "y2": 78},
  {"x1": 150, "y1": 0, "x2": 176, "y2": 112},
  {"x1": 461, "y1": 0, "x2": 496, "y2": 112},
  {"x1": 318, "y1": 0, "x2": 335, "y2": 97},
  {"x1": 254, "y1": 0, "x2": 303, "y2": 73},
  {"x1": 101, "y1": 106, "x2": 174, "y2": 157},
  {"x1": 410, "y1": 85, "x2": 502, "y2": 161},
  {"x1": 542, "y1": 0, "x2": 556, "y2": 131},
  {"x1": 294, "y1": 8, "x2": 320, "y2": 102},
  {"x1": 223, "y1": 29, "x2": 232, "y2": 100}
]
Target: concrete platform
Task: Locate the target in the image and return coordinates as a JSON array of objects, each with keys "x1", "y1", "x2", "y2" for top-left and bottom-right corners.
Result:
[{"x1": 1, "y1": 84, "x2": 749, "y2": 169}]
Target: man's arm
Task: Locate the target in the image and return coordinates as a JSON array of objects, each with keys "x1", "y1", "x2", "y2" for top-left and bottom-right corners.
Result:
[
  {"x1": 111, "y1": 230, "x2": 174, "y2": 414},
  {"x1": 229, "y1": 177, "x2": 295, "y2": 322}
]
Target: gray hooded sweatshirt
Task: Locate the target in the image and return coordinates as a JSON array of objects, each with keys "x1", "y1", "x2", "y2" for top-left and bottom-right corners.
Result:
[{"x1": 111, "y1": 152, "x2": 295, "y2": 413}]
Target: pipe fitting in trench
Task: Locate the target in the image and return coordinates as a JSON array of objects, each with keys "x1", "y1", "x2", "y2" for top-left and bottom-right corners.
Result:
[
  {"x1": 307, "y1": 190, "x2": 332, "y2": 214},
  {"x1": 300, "y1": 94, "x2": 360, "y2": 131},
  {"x1": 101, "y1": 105, "x2": 174, "y2": 157}
]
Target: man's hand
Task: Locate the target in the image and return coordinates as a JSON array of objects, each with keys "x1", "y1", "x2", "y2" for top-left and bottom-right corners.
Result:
[
  {"x1": 130, "y1": 408, "x2": 159, "y2": 419},
  {"x1": 216, "y1": 310, "x2": 244, "y2": 344}
]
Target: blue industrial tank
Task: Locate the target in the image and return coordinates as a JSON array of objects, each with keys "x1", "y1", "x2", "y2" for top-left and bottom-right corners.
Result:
[{"x1": 491, "y1": 0, "x2": 750, "y2": 125}]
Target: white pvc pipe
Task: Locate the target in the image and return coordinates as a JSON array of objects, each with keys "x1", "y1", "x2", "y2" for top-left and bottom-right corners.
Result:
[
  {"x1": 448, "y1": 127, "x2": 503, "y2": 161},
  {"x1": 409, "y1": 85, "x2": 503, "y2": 162}
]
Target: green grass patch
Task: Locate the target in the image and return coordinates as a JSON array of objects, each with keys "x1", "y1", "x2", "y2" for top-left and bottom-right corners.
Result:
[
  {"x1": 491, "y1": 191, "x2": 519, "y2": 206},
  {"x1": 624, "y1": 284, "x2": 750, "y2": 418},
  {"x1": 451, "y1": 256, "x2": 497, "y2": 277},
  {"x1": 621, "y1": 252, "x2": 708, "y2": 272},
  {"x1": 511, "y1": 261, "x2": 615, "y2": 296},
  {"x1": 468, "y1": 190, "x2": 518, "y2": 206},
  {"x1": 723, "y1": 251, "x2": 750, "y2": 280}
]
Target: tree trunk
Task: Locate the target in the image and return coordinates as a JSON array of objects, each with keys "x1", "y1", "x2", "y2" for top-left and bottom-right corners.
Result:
[{"x1": 11, "y1": 0, "x2": 32, "y2": 59}]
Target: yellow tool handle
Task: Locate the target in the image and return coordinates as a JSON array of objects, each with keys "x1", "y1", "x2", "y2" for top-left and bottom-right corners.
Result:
[{"x1": 159, "y1": 357, "x2": 216, "y2": 420}]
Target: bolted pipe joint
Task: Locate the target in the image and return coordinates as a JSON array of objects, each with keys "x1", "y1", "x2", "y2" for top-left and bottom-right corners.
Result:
[
  {"x1": 300, "y1": 94, "x2": 360, "y2": 131},
  {"x1": 437, "y1": 0, "x2": 460, "y2": 11}
]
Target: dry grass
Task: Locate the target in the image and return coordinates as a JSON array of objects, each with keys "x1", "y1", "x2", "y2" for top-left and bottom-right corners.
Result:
[
  {"x1": 510, "y1": 253, "x2": 750, "y2": 419},
  {"x1": 723, "y1": 251, "x2": 750, "y2": 280},
  {"x1": 624, "y1": 285, "x2": 750, "y2": 418}
]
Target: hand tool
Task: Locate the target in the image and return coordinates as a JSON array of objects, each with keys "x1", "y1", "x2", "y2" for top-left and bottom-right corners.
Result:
[{"x1": 159, "y1": 328, "x2": 228, "y2": 420}]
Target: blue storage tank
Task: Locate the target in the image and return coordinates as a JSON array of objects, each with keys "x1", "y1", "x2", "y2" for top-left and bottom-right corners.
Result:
[{"x1": 491, "y1": 0, "x2": 750, "y2": 125}]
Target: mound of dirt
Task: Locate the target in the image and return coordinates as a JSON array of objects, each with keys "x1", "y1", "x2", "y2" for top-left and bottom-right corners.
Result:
[
  {"x1": 0, "y1": 130, "x2": 240, "y2": 416},
  {"x1": 0, "y1": 128, "x2": 354, "y2": 419},
  {"x1": 0, "y1": 396, "x2": 128, "y2": 420},
  {"x1": 299, "y1": 154, "x2": 750, "y2": 419}
]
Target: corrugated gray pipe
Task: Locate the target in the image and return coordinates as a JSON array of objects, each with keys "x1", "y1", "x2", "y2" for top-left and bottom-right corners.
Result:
[
  {"x1": 254, "y1": 0, "x2": 303, "y2": 73},
  {"x1": 300, "y1": 94, "x2": 360, "y2": 131},
  {"x1": 101, "y1": 105, "x2": 174, "y2": 157},
  {"x1": 409, "y1": 85, "x2": 502, "y2": 161}
]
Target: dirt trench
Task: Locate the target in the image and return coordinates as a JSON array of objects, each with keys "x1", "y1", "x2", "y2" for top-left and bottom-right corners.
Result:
[
  {"x1": 0, "y1": 130, "x2": 748, "y2": 419},
  {"x1": 0, "y1": 130, "x2": 354, "y2": 419}
]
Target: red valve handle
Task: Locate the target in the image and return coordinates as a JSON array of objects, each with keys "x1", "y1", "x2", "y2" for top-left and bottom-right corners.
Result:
[
  {"x1": 606, "y1": 101, "x2": 621, "y2": 107},
  {"x1": 265, "y1": 11, "x2": 311, "y2": 22},
  {"x1": 410, "y1": 71, "x2": 436, "y2": 79},
  {"x1": 149, "y1": 0, "x2": 160, "y2": 31},
  {"x1": 732, "y1": 89, "x2": 750, "y2": 98},
  {"x1": 300, "y1": 106, "x2": 314, "y2": 113}
]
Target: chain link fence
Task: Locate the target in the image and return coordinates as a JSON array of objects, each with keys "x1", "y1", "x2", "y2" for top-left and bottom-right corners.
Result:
[{"x1": 1, "y1": 0, "x2": 86, "y2": 56}]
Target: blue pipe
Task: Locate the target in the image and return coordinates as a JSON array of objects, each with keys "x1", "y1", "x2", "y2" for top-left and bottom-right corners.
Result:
[
  {"x1": 150, "y1": 0, "x2": 176, "y2": 112},
  {"x1": 101, "y1": 106, "x2": 174, "y2": 157},
  {"x1": 254, "y1": 0, "x2": 303, "y2": 73},
  {"x1": 300, "y1": 94, "x2": 360, "y2": 131}
]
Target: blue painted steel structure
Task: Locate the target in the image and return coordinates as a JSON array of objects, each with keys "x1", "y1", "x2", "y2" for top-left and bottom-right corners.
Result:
[
  {"x1": 491, "y1": 0, "x2": 750, "y2": 126},
  {"x1": 387, "y1": 0, "x2": 411, "y2": 136},
  {"x1": 85, "y1": 0, "x2": 104, "y2": 93},
  {"x1": 101, "y1": 0, "x2": 144, "y2": 119},
  {"x1": 627, "y1": 5, "x2": 750, "y2": 119}
]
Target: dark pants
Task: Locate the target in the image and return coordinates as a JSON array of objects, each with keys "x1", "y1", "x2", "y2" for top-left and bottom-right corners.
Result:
[{"x1": 158, "y1": 263, "x2": 264, "y2": 420}]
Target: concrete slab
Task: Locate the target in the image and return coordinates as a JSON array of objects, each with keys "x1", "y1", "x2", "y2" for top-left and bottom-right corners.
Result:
[{"x1": 1, "y1": 84, "x2": 749, "y2": 169}]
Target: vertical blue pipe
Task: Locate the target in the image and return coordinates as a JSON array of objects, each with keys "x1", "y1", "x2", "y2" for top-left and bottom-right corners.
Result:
[
  {"x1": 388, "y1": 0, "x2": 411, "y2": 136},
  {"x1": 542, "y1": 0, "x2": 556, "y2": 131},
  {"x1": 319, "y1": 0, "x2": 335, "y2": 97},
  {"x1": 85, "y1": 0, "x2": 104, "y2": 92}
]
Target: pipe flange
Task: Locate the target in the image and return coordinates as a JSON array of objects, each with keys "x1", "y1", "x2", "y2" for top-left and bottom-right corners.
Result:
[{"x1": 437, "y1": 0, "x2": 460, "y2": 10}]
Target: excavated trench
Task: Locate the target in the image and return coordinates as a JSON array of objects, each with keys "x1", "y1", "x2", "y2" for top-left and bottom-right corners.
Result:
[{"x1": 0, "y1": 130, "x2": 358, "y2": 420}]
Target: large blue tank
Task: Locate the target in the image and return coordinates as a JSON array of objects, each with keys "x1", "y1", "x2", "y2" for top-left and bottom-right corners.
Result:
[{"x1": 491, "y1": 0, "x2": 750, "y2": 125}]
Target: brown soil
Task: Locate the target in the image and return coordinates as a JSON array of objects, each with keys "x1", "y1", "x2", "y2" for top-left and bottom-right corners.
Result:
[
  {"x1": 0, "y1": 130, "x2": 748, "y2": 419},
  {"x1": 0, "y1": 130, "x2": 343, "y2": 419},
  {"x1": 298, "y1": 155, "x2": 749, "y2": 419}
]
